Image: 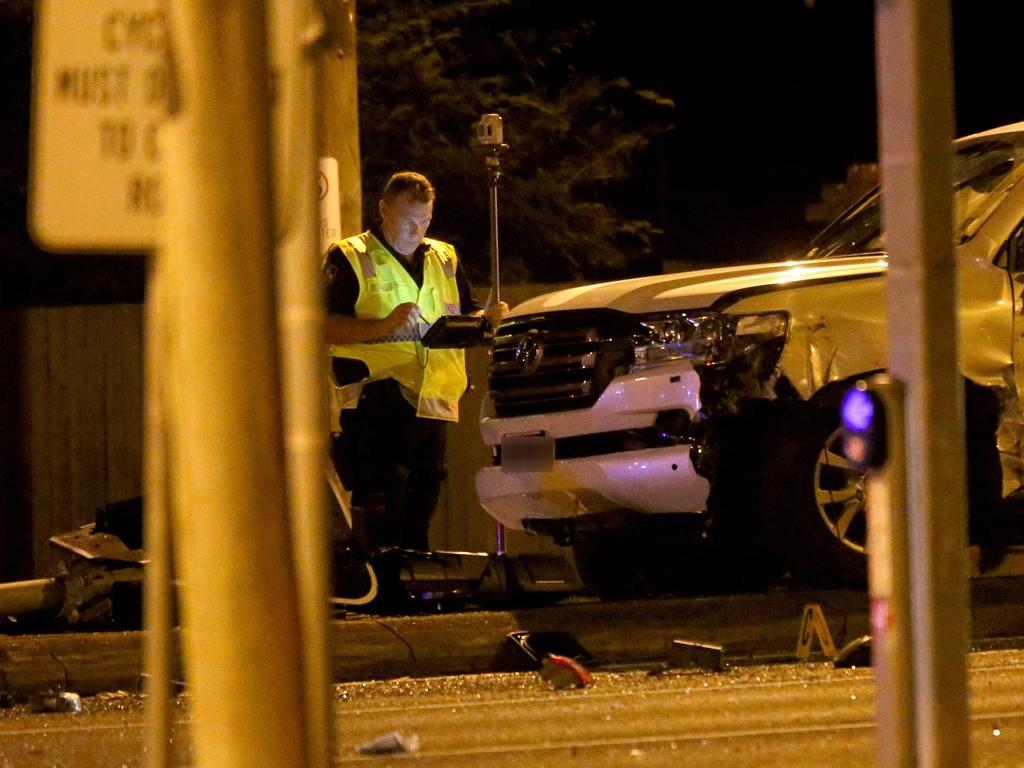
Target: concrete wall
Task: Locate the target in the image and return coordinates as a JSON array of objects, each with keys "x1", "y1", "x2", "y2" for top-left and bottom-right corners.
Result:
[
  {"x1": 1, "y1": 283, "x2": 572, "y2": 579},
  {"x1": 0, "y1": 305, "x2": 144, "y2": 580}
]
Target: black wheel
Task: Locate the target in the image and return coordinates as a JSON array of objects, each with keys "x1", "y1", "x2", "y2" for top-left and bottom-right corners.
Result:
[{"x1": 757, "y1": 393, "x2": 869, "y2": 588}]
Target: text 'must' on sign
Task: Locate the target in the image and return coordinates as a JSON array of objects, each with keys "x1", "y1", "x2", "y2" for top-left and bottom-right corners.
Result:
[{"x1": 30, "y1": 0, "x2": 168, "y2": 253}]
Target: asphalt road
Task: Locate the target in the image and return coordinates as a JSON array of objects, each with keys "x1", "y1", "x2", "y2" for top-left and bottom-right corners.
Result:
[
  {"x1": 2, "y1": 648, "x2": 1024, "y2": 767},
  {"x1": 2, "y1": 577, "x2": 1024, "y2": 766},
  {"x1": 4, "y1": 576, "x2": 1024, "y2": 702}
]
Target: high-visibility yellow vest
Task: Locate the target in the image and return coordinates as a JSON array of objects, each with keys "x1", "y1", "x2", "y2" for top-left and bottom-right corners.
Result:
[{"x1": 328, "y1": 232, "x2": 468, "y2": 422}]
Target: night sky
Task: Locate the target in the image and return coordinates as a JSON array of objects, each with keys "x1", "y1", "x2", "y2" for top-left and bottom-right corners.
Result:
[
  {"x1": 590, "y1": 0, "x2": 1024, "y2": 266},
  {"x1": 3, "y1": 1, "x2": 1024, "y2": 304}
]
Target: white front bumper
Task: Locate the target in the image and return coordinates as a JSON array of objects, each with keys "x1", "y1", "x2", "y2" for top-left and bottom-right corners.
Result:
[
  {"x1": 476, "y1": 359, "x2": 710, "y2": 529},
  {"x1": 475, "y1": 444, "x2": 710, "y2": 529}
]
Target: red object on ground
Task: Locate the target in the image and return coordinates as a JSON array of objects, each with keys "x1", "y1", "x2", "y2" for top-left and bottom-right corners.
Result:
[{"x1": 540, "y1": 653, "x2": 593, "y2": 689}]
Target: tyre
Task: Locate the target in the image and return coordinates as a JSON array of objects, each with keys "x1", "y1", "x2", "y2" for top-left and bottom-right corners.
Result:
[
  {"x1": 757, "y1": 392, "x2": 869, "y2": 588},
  {"x1": 757, "y1": 379, "x2": 1002, "y2": 587}
]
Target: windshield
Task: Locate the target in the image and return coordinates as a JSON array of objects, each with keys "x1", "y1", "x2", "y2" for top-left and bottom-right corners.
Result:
[{"x1": 804, "y1": 131, "x2": 1024, "y2": 259}]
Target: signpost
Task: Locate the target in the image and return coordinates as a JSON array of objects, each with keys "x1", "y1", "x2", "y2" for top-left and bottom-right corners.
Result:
[
  {"x1": 318, "y1": 157, "x2": 341, "y2": 253},
  {"x1": 29, "y1": 0, "x2": 167, "y2": 252}
]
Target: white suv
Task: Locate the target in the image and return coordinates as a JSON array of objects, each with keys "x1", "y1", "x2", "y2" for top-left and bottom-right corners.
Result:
[{"x1": 476, "y1": 123, "x2": 1024, "y2": 596}]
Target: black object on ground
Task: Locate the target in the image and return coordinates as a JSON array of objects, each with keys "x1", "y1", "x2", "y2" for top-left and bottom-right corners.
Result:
[
  {"x1": 506, "y1": 630, "x2": 595, "y2": 666},
  {"x1": 665, "y1": 638, "x2": 725, "y2": 672},
  {"x1": 833, "y1": 635, "x2": 872, "y2": 668}
]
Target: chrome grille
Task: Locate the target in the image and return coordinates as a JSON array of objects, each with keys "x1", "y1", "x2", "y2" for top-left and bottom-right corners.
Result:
[{"x1": 488, "y1": 310, "x2": 638, "y2": 417}]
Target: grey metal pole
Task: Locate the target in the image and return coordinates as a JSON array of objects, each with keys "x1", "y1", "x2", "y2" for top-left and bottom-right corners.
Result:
[
  {"x1": 477, "y1": 113, "x2": 508, "y2": 308},
  {"x1": 478, "y1": 113, "x2": 508, "y2": 554},
  {"x1": 0, "y1": 578, "x2": 63, "y2": 616},
  {"x1": 488, "y1": 179, "x2": 501, "y2": 306},
  {"x1": 864, "y1": 376, "x2": 916, "y2": 768},
  {"x1": 874, "y1": 1, "x2": 969, "y2": 766},
  {"x1": 488, "y1": 169, "x2": 504, "y2": 555}
]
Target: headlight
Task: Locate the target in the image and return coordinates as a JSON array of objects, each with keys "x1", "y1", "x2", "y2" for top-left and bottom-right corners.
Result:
[{"x1": 632, "y1": 310, "x2": 788, "y2": 369}]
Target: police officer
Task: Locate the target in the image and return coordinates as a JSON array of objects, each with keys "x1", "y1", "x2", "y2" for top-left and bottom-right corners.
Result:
[{"x1": 324, "y1": 171, "x2": 507, "y2": 552}]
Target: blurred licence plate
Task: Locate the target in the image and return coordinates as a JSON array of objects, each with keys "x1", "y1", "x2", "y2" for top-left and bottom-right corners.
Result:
[{"x1": 501, "y1": 434, "x2": 554, "y2": 473}]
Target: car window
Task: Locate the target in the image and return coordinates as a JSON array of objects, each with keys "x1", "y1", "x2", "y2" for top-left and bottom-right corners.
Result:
[
  {"x1": 802, "y1": 188, "x2": 884, "y2": 259},
  {"x1": 803, "y1": 134, "x2": 1024, "y2": 260}
]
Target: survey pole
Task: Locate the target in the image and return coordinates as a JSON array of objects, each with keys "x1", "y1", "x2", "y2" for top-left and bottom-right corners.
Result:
[
  {"x1": 267, "y1": 0, "x2": 332, "y2": 765},
  {"x1": 874, "y1": 1, "x2": 969, "y2": 766},
  {"x1": 160, "y1": 1, "x2": 308, "y2": 766}
]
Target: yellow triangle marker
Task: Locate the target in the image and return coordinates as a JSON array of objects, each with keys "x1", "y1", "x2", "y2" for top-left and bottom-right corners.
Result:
[{"x1": 795, "y1": 603, "x2": 837, "y2": 660}]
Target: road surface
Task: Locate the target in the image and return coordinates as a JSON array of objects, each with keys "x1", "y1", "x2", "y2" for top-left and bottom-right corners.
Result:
[{"x1": 2, "y1": 647, "x2": 1023, "y2": 767}]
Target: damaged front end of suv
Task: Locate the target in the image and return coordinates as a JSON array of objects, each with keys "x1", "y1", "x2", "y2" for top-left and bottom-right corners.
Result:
[
  {"x1": 478, "y1": 122, "x2": 1024, "y2": 598},
  {"x1": 476, "y1": 256, "x2": 889, "y2": 595}
]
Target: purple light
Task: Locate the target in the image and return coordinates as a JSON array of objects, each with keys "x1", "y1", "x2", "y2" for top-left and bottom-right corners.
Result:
[{"x1": 842, "y1": 387, "x2": 875, "y2": 432}]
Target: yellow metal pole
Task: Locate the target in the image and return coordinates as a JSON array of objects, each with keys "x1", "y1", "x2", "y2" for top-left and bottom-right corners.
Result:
[
  {"x1": 143, "y1": 250, "x2": 175, "y2": 768},
  {"x1": 161, "y1": 1, "x2": 308, "y2": 766},
  {"x1": 318, "y1": 0, "x2": 362, "y2": 234},
  {"x1": 268, "y1": 0, "x2": 332, "y2": 765}
]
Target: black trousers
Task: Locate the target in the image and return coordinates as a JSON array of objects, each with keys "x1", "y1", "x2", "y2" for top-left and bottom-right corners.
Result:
[{"x1": 333, "y1": 379, "x2": 447, "y2": 552}]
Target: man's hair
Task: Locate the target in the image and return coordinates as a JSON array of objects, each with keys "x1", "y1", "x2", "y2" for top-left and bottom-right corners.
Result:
[{"x1": 382, "y1": 171, "x2": 435, "y2": 204}]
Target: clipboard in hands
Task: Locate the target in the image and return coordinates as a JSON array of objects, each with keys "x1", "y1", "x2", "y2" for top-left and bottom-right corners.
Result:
[{"x1": 419, "y1": 315, "x2": 491, "y2": 348}]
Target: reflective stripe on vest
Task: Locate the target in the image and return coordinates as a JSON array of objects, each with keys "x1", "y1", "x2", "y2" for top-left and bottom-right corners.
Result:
[{"x1": 327, "y1": 232, "x2": 468, "y2": 422}]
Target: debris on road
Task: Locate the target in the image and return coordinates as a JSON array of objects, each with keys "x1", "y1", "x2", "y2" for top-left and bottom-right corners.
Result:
[
  {"x1": 92, "y1": 690, "x2": 134, "y2": 702},
  {"x1": 135, "y1": 672, "x2": 189, "y2": 695},
  {"x1": 354, "y1": 730, "x2": 421, "y2": 755},
  {"x1": 833, "y1": 635, "x2": 872, "y2": 668},
  {"x1": 539, "y1": 653, "x2": 592, "y2": 690},
  {"x1": 506, "y1": 629, "x2": 594, "y2": 666},
  {"x1": 665, "y1": 638, "x2": 724, "y2": 672},
  {"x1": 26, "y1": 691, "x2": 82, "y2": 714}
]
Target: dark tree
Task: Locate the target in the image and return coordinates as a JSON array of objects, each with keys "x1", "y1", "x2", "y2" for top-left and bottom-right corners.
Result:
[{"x1": 355, "y1": 0, "x2": 674, "y2": 283}]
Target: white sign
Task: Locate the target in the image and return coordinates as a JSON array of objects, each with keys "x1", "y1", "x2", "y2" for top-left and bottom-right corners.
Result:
[
  {"x1": 29, "y1": 0, "x2": 168, "y2": 252},
  {"x1": 319, "y1": 157, "x2": 341, "y2": 254}
]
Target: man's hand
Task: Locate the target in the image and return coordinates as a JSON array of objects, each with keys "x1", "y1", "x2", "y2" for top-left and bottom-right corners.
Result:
[
  {"x1": 481, "y1": 301, "x2": 510, "y2": 330},
  {"x1": 383, "y1": 302, "x2": 423, "y2": 336}
]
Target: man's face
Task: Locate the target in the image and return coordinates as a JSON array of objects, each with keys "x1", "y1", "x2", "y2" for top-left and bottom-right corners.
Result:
[{"x1": 379, "y1": 192, "x2": 433, "y2": 257}]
